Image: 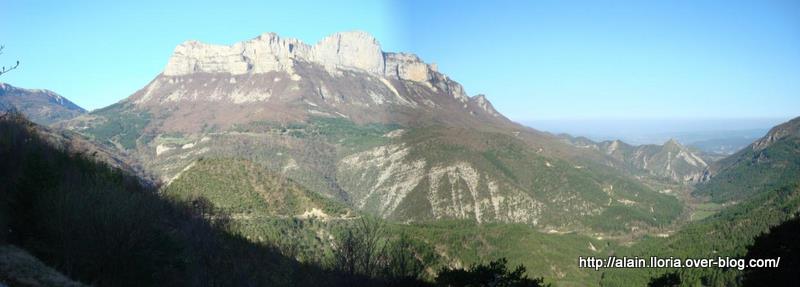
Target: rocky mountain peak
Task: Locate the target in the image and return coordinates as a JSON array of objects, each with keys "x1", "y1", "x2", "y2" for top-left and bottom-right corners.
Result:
[
  {"x1": 752, "y1": 117, "x2": 800, "y2": 151},
  {"x1": 663, "y1": 138, "x2": 682, "y2": 149},
  {"x1": 114, "y1": 31, "x2": 510, "y2": 132},
  {"x1": 470, "y1": 94, "x2": 501, "y2": 117}
]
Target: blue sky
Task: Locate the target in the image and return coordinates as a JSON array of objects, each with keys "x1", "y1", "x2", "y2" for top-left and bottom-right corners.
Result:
[{"x1": 2, "y1": 0, "x2": 799, "y2": 123}]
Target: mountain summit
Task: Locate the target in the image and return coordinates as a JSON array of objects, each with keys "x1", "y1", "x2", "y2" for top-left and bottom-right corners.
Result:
[
  {"x1": 163, "y1": 31, "x2": 456, "y2": 87},
  {"x1": 120, "y1": 31, "x2": 502, "y2": 131},
  {"x1": 165, "y1": 31, "x2": 388, "y2": 78}
]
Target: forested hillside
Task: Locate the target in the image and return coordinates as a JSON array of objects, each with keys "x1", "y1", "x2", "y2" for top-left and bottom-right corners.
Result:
[
  {"x1": 694, "y1": 117, "x2": 800, "y2": 202},
  {"x1": 600, "y1": 184, "x2": 800, "y2": 286}
]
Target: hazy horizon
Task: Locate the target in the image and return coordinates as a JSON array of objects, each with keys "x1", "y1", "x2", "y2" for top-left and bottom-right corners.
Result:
[{"x1": 522, "y1": 116, "x2": 789, "y2": 145}]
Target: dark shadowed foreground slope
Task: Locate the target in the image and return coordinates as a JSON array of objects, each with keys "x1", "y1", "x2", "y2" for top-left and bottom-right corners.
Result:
[
  {"x1": 0, "y1": 112, "x2": 429, "y2": 287},
  {"x1": 741, "y1": 215, "x2": 800, "y2": 286}
]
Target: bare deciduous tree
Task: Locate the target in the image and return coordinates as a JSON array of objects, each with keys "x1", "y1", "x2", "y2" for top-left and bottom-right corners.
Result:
[{"x1": 331, "y1": 217, "x2": 387, "y2": 277}]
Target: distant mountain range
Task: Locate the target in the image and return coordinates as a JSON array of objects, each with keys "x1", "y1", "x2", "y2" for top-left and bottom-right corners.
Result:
[
  {"x1": 526, "y1": 118, "x2": 781, "y2": 157},
  {"x1": 558, "y1": 135, "x2": 709, "y2": 183},
  {"x1": 0, "y1": 83, "x2": 86, "y2": 125}
]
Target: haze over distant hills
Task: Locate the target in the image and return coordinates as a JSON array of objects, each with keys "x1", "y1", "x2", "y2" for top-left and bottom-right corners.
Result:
[{"x1": 525, "y1": 118, "x2": 786, "y2": 155}]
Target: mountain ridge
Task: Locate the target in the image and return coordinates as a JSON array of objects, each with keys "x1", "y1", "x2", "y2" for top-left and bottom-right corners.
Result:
[
  {"x1": 558, "y1": 134, "x2": 709, "y2": 183},
  {"x1": 0, "y1": 82, "x2": 86, "y2": 125},
  {"x1": 695, "y1": 116, "x2": 800, "y2": 202}
]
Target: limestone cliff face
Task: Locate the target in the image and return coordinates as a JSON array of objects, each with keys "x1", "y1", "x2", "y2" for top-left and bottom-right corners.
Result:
[
  {"x1": 384, "y1": 53, "x2": 430, "y2": 82},
  {"x1": 314, "y1": 32, "x2": 385, "y2": 75},
  {"x1": 163, "y1": 34, "x2": 302, "y2": 76},
  {"x1": 163, "y1": 31, "x2": 438, "y2": 85}
]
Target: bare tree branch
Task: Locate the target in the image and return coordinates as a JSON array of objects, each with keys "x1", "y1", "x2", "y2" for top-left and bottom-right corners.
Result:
[{"x1": 0, "y1": 45, "x2": 20, "y2": 76}]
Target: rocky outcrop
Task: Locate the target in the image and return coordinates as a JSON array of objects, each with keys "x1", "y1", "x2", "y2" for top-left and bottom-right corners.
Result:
[
  {"x1": 751, "y1": 117, "x2": 800, "y2": 151},
  {"x1": 384, "y1": 53, "x2": 430, "y2": 82},
  {"x1": 164, "y1": 31, "x2": 439, "y2": 85},
  {"x1": 314, "y1": 31, "x2": 385, "y2": 75},
  {"x1": 470, "y1": 94, "x2": 501, "y2": 117}
]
